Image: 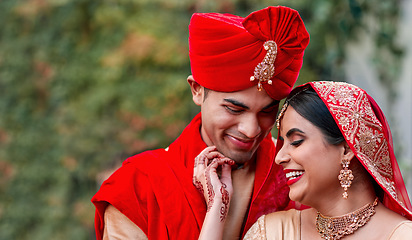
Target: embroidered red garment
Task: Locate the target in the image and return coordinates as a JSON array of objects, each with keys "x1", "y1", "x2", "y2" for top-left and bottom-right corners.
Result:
[
  {"x1": 286, "y1": 82, "x2": 412, "y2": 220},
  {"x1": 189, "y1": 6, "x2": 310, "y2": 101},
  {"x1": 92, "y1": 113, "x2": 291, "y2": 239}
]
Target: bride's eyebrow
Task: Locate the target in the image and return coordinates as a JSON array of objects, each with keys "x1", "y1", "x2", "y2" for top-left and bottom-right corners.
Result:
[{"x1": 286, "y1": 128, "x2": 305, "y2": 138}]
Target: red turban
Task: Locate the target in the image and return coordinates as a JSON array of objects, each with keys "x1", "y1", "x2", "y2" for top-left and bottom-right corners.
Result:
[{"x1": 189, "y1": 6, "x2": 310, "y2": 100}]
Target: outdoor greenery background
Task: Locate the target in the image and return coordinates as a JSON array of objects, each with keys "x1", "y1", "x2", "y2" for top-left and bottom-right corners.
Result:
[{"x1": 0, "y1": 0, "x2": 408, "y2": 239}]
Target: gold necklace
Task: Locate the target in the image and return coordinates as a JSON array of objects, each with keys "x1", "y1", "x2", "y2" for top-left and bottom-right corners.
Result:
[{"x1": 316, "y1": 198, "x2": 379, "y2": 240}]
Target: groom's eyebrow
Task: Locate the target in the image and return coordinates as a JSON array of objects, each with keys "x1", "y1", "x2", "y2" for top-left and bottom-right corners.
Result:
[
  {"x1": 262, "y1": 100, "x2": 280, "y2": 110},
  {"x1": 223, "y1": 98, "x2": 249, "y2": 109}
]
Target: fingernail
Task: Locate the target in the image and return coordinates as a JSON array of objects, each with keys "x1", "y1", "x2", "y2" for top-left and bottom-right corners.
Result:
[{"x1": 225, "y1": 159, "x2": 235, "y2": 165}]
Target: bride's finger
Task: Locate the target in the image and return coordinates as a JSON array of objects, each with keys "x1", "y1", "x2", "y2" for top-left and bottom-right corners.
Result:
[
  {"x1": 193, "y1": 146, "x2": 221, "y2": 195},
  {"x1": 194, "y1": 146, "x2": 217, "y2": 168},
  {"x1": 203, "y1": 158, "x2": 234, "y2": 216},
  {"x1": 220, "y1": 159, "x2": 233, "y2": 186},
  {"x1": 204, "y1": 151, "x2": 226, "y2": 166},
  {"x1": 205, "y1": 158, "x2": 234, "y2": 186}
]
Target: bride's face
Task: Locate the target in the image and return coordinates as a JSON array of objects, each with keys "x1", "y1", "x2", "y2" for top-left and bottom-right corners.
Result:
[{"x1": 275, "y1": 106, "x2": 346, "y2": 206}]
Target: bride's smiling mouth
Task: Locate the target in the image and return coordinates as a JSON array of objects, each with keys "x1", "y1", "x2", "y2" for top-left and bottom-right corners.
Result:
[{"x1": 283, "y1": 169, "x2": 305, "y2": 185}]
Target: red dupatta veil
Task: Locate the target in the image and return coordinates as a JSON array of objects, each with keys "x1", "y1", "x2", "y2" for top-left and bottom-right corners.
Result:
[{"x1": 288, "y1": 81, "x2": 412, "y2": 220}]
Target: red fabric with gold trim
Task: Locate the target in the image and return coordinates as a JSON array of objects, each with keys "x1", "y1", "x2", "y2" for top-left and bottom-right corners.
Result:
[
  {"x1": 288, "y1": 81, "x2": 412, "y2": 220},
  {"x1": 189, "y1": 6, "x2": 310, "y2": 100}
]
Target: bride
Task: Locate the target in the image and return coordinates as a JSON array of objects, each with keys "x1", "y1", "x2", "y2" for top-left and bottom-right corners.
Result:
[{"x1": 196, "y1": 81, "x2": 412, "y2": 239}]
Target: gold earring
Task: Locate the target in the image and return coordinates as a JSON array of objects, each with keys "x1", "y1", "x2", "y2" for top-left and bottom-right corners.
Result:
[{"x1": 338, "y1": 158, "x2": 354, "y2": 199}]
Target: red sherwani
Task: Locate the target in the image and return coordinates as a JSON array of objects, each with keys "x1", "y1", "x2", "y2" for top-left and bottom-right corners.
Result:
[{"x1": 92, "y1": 113, "x2": 290, "y2": 239}]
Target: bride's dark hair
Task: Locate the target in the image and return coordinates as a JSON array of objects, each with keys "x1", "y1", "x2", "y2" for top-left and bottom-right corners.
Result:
[{"x1": 286, "y1": 87, "x2": 345, "y2": 145}]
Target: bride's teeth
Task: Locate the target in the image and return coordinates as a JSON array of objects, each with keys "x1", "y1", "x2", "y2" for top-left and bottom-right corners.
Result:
[{"x1": 286, "y1": 171, "x2": 304, "y2": 179}]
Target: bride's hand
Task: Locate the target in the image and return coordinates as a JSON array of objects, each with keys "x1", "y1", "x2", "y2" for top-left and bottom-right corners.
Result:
[{"x1": 193, "y1": 146, "x2": 235, "y2": 221}]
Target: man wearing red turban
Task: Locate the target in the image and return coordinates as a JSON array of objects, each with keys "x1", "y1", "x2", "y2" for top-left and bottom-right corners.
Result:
[{"x1": 92, "y1": 6, "x2": 309, "y2": 239}]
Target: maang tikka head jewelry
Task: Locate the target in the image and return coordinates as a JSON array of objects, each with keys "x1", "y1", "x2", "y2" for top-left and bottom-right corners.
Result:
[
  {"x1": 338, "y1": 158, "x2": 354, "y2": 199},
  {"x1": 250, "y1": 40, "x2": 277, "y2": 91}
]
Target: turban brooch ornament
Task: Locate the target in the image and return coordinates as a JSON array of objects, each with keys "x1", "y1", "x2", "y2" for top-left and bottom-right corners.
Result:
[{"x1": 250, "y1": 40, "x2": 277, "y2": 91}]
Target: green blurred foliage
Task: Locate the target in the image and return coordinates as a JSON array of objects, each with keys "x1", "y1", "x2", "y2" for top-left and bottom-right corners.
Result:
[{"x1": 0, "y1": 0, "x2": 402, "y2": 239}]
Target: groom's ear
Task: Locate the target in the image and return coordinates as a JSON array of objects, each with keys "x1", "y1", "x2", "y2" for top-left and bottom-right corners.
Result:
[{"x1": 188, "y1": 75, "x2": 204, "y2": 106}]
